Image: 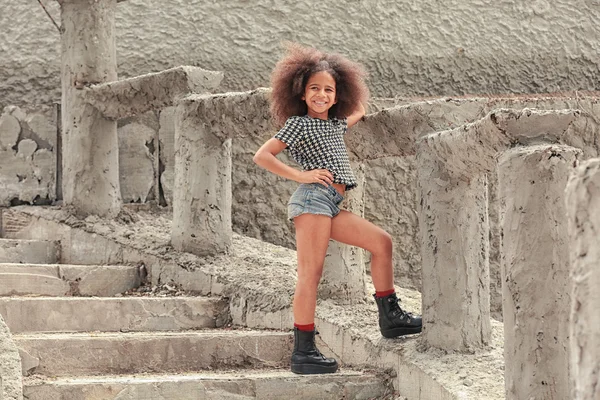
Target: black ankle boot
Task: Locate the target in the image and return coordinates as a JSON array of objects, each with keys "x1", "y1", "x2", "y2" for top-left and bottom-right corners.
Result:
[
  {"x1": 374, "y1": 292, "x2": 422, "y2": 338},
  {"x1": 291, "y1": 328, "x2": 338, "y2": 374}
]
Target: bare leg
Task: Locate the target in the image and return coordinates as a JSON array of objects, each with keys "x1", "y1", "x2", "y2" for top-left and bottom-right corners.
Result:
[
  {"x1": 293, "y1": 214, "x2": 332, "y2": 324},
  {"x1": 330, "y1": 210, "x2": 394, "y2": 291}
]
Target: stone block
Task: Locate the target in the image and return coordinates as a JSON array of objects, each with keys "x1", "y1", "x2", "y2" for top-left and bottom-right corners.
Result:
[
  {"x1": 0, "y1": 297, "x2": 227, "y2": 333},
  {"x1": 0, "y1": 263, "x2": 140, "y2": 297},
  {"x1": 0, "y1": 238, "x2": 59, "y2": 264}
]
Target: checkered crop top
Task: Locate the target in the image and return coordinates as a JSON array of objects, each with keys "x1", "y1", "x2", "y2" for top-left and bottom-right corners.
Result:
[{"x1": 274, "y1": 115, "x2": 357, "y2": 190}]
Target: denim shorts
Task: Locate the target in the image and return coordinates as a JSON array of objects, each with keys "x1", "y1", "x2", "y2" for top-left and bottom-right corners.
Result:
[{"x1": 287, "y1": 183, "x2": 345, "y2": 221}]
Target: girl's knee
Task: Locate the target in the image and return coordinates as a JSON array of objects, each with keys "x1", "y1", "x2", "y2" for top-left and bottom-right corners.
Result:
[
  {"x1": 297, "y1": 265, "x2": 324, "y2": 287},
  {"x1": 373, "y1": 231, "x2": 393, "y2": 258}
]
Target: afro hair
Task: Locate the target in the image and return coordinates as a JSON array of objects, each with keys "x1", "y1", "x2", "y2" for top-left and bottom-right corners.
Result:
[{"x1": 270, "y1": 42, "x2": 369, "y2": 127}]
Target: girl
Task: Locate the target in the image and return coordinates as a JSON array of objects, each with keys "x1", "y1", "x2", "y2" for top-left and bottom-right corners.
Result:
[{"x1": 253, "y1": 43, "x2": 422, "y2": 375}]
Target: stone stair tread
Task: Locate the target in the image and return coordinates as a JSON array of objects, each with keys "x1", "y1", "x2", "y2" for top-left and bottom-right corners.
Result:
[
  {"x1": 22, "y1": 369, "x2": 386, "y2": 399},
  {"x1": 0, "y1": 296, "x2": 228, "y2": 333},
  {"x1": 14, "y1": 329, "x2": 290, "y2": 339},
  {"x1": 0, "y1": 262, "x2": 138, "y2": 268},
  {"x1": 24, "y1": 368, "x2": 374, "y2": 383},
  {"x1": 0, "y1": 238, "x2": 55, "y2": 243},
  {"x1": 15, "y1": 329, "x2": 294, "y2": 377}
]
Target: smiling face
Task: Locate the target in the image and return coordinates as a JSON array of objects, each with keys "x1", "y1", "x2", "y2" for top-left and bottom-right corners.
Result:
[{"x1": 302, "y1": 71, "x2": 337, "y2": 120}]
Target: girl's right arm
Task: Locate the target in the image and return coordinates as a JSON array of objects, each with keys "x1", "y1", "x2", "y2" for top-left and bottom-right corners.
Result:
[{"x1": 253, "y1": 138, "x2": 333, "y2": 186}]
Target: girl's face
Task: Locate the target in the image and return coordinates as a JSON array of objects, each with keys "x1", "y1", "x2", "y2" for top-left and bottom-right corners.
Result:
[{"x1": 302, "y1": 71, "x2": 337, "y2": 120}]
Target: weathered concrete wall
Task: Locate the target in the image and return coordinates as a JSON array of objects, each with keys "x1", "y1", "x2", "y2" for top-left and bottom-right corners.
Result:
[
  {"x1": 0, "y1": 314, "x2": 23, "y2": 400},
  {"x1": 0, "y1": 106, "x2": 56, "y2": 206},
  {"x1": 3, "y1": 0, "x2": 600, "y2": 111}
]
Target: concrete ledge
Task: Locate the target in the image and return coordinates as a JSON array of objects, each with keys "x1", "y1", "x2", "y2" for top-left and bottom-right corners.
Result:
[
  {"x1": 0, "y1": 314, "x2": 22, "y2": 400},
  {"x1": 23, "y1": 370, "x2": 386, "y2": 400},
  {"x1": 85, "y1": 66, "x2": 223, "y2": 120},
  {"x1": 418, "y1": 108, "x2": 580, "y2": 178},
  {"x1": 182, "y1": 89, "x2": 424, "y2": 160},
  {"x1": 1, "y1": 206, "x2": 505, "y2": 399}
]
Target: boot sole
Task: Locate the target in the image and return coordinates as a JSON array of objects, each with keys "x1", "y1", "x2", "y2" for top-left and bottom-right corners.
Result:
[
  {"x1": 291, "y1": 363, "x2": 338, "y2": 374},
  {"x1": 381, "y1": 326, "x2": 422, "y2": 338}
]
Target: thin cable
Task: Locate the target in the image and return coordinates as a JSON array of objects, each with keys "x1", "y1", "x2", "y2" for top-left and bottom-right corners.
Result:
[{"x1": 37, "y1": 0, "x2": 61, "y2": 33}]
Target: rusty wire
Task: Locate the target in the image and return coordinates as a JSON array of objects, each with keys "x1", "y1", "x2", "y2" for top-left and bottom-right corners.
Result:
[{"x1": 37, "y1": 0, "x2": 61, "y2": 33}]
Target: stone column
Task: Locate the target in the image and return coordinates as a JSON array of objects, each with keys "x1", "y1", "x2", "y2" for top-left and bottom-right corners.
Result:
[
  {"x1": 565, "y1": 158, "x2": 600, "y2": 400},
  {"x1": 59, "y1": 0, "x2": 121, "y2": 217},
  {"x1": 172, "y1": 98, "x2": 232, "y2": 256},
  {"x1": 498, "y1": 145, "x2": 580, "y2": 400},
  {"x1": 319, "y1": 163, "x2": 367, "y2": 304},
  {"x1": 417, "y1": 150, "x2": 491, "y2": 351}
]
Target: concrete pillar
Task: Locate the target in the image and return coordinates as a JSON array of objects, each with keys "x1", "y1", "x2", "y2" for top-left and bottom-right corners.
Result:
[
  {"x1": 417, "y1": 150, "x2": 491, "y2": 351},
  {"x1": 59, "y1": 0, "x2": 121, "y2": 217},
  {"x1": 498, "y1": 145, "x2": 580, "y2": 400},
  {"x1": 319, "y1": 163, "x2": 367, "y2": 304},
  {"x1": 565, "y1": 158, "x2": 600, "y2": 400},
  {"x1": 172, "y1": 99, "x2": 232, "y2": 256}
]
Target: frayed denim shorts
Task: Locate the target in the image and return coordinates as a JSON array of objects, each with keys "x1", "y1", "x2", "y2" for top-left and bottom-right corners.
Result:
[{"x1": 287, "y1": 183, "x2": 344, "y2": 221}]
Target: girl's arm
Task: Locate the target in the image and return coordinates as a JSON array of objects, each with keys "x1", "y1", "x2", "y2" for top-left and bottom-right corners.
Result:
[
  {"x1": 346, "y1": 102, "x2": 366, "y2": 128},
  {"x1": 253, "y1": 138, "x2": 333, "y2": 186}
]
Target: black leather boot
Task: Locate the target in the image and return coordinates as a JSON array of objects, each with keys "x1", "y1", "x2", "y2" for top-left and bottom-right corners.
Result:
[
  {"x1": 291, "y1": 328, "x2": 338, "y2": 374},
  {"x1": 374, "y1": 292, "x2": 422, "y2": 338}
]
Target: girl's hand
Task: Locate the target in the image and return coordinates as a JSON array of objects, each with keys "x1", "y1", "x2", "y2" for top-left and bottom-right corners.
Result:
[{"x1": 296, "y1": 169, "x2": 334, "y2": 187}]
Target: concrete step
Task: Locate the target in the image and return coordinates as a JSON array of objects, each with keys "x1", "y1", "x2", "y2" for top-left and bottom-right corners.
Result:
[
  {"x1": 0, "y1": 297, "x2": 228, "y2": 333},
  {"x1": 0, "y1": 238, "x2": 59, "y2": 264},
  {"x1": 23, "y1": 370, "x2": 387, "y2": 400},
  {"x1": 0, "y1": 263, "x2": 141, "y2": 296},
  {"x1": 15, "y1": 330, "x2": 293, "y2": 377}
]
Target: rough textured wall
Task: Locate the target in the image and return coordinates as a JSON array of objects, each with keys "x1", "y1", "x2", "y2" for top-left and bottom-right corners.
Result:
[
  {"x1": 3, "y1": 0, "x2": 600, "y2": 111},
  {"x1": 0, "y1": 106, "x2": 56, "y2": 206},
  {"x1": 118, "y1": 112, "x2": 160, "y2": 204}
]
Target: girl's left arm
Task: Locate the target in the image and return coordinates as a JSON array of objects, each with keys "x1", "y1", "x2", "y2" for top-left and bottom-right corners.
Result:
[{"x1": 346, "y1": 102, "x2": 366, "y2": 128}]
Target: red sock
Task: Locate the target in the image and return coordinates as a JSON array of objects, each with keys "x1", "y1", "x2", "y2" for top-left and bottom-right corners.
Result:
[
  {"x1": 375, "y1": 289, "x2": 395, "y2": 298},
  {"x1": 294, "y1": 322, "x2": 315, "y2": 332}
]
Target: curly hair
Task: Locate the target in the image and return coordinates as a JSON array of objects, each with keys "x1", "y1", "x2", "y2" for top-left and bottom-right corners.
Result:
[{"x1": 270, "y1": 42, "x2": 369, "y2": 127}]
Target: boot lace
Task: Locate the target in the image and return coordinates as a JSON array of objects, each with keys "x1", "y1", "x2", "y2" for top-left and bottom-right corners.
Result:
[
  {"x1": 388, "y1": 296, "x2": 413, "y2": 320},
  {"x1": 312, "y1": 330, "x2": 327, "y2": 359}
]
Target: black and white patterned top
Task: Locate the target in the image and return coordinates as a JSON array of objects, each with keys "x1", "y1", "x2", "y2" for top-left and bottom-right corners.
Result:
[{"x1": 274, "y1": 115, "x2": 357, "y2": 190}]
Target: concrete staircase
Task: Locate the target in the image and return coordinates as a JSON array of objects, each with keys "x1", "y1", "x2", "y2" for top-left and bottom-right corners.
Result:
[{"x1": 0, "y1": 236, "x2": 388, "y2": 399}]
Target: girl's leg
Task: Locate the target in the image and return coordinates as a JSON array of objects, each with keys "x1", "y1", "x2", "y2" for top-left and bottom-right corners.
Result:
[
  {"x1": 293, "y1": 213, "x2": 332, "y2": 324},
  {"x1": 291, "y1": 213, "x2": 338, "y2": 375},
  {"x1": 329, "y1": 210, "x2": 394, "y2": 291},
  {"x1": 330, "y1": 210, "x2": 422, "y2": 338}
]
